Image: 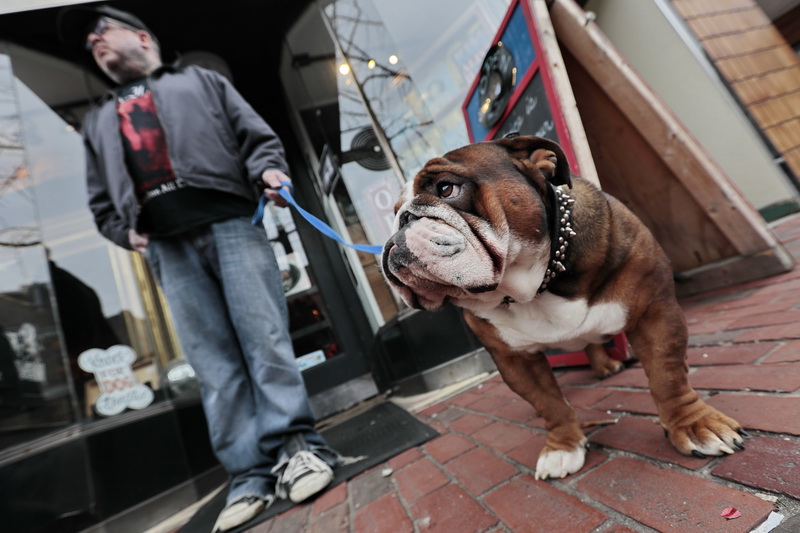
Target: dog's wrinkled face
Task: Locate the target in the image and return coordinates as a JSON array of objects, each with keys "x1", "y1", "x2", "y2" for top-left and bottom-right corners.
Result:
[{"x1": 381, "y1": 136, "x2": 571, "y2": 311}]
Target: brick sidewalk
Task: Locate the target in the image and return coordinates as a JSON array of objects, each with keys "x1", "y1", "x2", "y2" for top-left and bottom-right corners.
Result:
[{"x1": 244, "y1": 214, "x2": 800, "y2": 533}]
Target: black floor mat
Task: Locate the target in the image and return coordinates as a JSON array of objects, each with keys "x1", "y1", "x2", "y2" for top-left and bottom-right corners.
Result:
[{"x1": 179, "y1": 401, "x2": 438, "y2": 532}]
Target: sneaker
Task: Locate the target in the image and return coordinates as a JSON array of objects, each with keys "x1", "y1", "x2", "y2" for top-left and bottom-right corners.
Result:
[
  {"x1": 213, "y1": 495, "x2": 271, "y2": 532},
  {"x1": 275, "y1": 450, "x2": 334, "y2": 503}
]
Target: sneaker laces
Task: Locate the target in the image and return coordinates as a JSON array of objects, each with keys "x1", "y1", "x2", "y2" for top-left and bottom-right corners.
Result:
[{"x1": 275, "y1": 450, "x2": 330, "y2": 497}]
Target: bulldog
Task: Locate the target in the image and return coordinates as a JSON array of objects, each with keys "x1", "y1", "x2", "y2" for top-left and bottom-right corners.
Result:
[{"x1": 381, "y1": 135, "x2": 745, "y2": 480}]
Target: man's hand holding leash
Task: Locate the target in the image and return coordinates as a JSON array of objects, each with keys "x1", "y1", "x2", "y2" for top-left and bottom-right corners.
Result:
[{"x1": 262, "y1": 170, "x2": 292, "y2": 208}]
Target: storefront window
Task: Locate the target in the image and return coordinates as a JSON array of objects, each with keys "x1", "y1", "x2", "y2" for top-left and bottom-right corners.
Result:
[
  {"x1": 0, "y1": 53, "x2": 184, "y2": 452},
  {"x1": 283, "y1": 0, "x2": 510, "y2": 326}
]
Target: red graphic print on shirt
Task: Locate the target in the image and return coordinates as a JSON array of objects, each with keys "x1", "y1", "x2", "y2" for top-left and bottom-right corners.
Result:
[{"x1": 117, "y1": 80, "x2": 183, "y2": 204}]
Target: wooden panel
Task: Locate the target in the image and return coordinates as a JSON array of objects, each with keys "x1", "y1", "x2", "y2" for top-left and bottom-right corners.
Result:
[
  {"x1": 733, "y1": 74, "x2": 777, "y2": 105},
  {"x1": 528, "y1": 0, "x2": 600, "y2": 187},
  {"x1": 547, "y1": 0, "x2": 793, "y2": 290},
  {"x1": 550, "y1": 0, "x2": 787, "y2": 255},
  {"x1": 562, "y1": 51, "x2": 736, "y2": 271},
  {"x1": 673, "y1": 249, "x2": 796, "y2": 296},
  {"x1": 731, "y1": 68, "x2": 800, "y2": 105}
]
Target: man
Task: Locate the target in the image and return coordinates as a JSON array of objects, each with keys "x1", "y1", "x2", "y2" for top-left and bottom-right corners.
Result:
[{"x1": 58, "y1": 5, "x2": 338, "y2": 531}]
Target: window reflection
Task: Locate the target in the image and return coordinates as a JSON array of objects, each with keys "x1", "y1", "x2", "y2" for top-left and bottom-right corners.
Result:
[
  {"x1": 0, "y1": 53, "x2": 186, "y2": 452},
  {"x1": 283, "y1": 0, "x2": 511, "y2": 326},
  {"x1": 0, "y1": 247, "x2": 74, "y2": 449},
  {"x1": 325, "y1": 0, "x2": 448, "y2": 176},
  {"x1": 330, "y1": 177, "x2": 400, "y2": 322},
  {"x1": 48, "y1": 257, "x2": 120, "y2": 415},
  {"x1": 0, "y1": 53, "x2": 75, "y2": 448}
]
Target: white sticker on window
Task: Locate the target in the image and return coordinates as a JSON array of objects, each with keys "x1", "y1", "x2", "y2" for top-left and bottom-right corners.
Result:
[{"x1": 78, "y1": 345, "x2": 155, "y2": 416}]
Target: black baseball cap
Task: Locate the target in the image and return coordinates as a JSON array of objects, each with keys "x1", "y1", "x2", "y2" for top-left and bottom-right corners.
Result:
[{"x1": 57, "y1": 4, "x2": 159, "y2": 52}]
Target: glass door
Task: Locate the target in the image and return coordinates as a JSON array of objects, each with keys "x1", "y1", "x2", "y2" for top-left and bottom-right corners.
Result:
[
  {"x1": 277, "y1": 0, "x2": 516, "y2": 404},
  {"x1": 255, "y1": 168, "x2": 382, "y2": 419},
  {"x1": 257, "y1": 200, "x2": 344, "y2": 371}
]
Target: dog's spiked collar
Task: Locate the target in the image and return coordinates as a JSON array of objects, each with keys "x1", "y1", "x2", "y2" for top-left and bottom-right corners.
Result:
[
  {"x1": 500, "y1": 182, "x2": 575, "y2": 307},
  {"x1": 538, "y1": 182, "x2": 576, "y2": 294}
]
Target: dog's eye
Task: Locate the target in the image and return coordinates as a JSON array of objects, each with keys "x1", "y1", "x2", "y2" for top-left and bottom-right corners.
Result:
[{"x1": 436, "y1": 182, "x2": 460, "y2": 199}]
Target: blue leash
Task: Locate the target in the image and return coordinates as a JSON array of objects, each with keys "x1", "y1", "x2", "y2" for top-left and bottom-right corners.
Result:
[{"x1": 251, "y1": 181, "x2": 384, "y2": 255}]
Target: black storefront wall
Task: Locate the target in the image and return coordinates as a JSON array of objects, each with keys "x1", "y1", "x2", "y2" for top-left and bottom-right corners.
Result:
[
  {"x1": 0, "y1": 440, "x2": 92, "y2": 532},
  {"x1": 371, "y1": 304, "x2": 485, "y2": 396},
  {"x1": 0, "y1": 402, "x2": 221, "y2": 533}
]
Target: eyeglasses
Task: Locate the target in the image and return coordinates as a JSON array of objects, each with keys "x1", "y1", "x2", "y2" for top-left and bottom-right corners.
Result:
[{"x1": 85, "y1": 17, "x2": 141, "y2": 51}]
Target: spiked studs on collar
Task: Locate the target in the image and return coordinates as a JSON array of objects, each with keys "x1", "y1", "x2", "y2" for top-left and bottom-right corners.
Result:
[{"x1": 538, "y1": 184, "x2": 576, "y2": 294}]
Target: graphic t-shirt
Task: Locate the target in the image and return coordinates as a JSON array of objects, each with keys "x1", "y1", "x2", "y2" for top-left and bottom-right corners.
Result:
[{"x1": 116, "y1": 79, "x2": 254, "y2": 237}]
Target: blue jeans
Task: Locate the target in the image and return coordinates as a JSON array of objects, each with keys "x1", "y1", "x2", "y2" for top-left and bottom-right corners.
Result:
[{"x1": 146, "y1": 217, "x2": 334, "y2": 503}]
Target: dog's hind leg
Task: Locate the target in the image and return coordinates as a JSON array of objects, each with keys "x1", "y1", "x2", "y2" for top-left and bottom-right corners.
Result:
[
  {"x1": 627, "y1": 299, "x2": 745, "y2": 457},
  {"x1": 585, "y1": 343, "x2": 624, "y2": 379}
]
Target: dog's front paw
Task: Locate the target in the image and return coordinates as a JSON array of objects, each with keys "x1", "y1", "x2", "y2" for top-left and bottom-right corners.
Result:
[
  {"x1": 534, "y1": 443, "x2": 587, "y2": 480},
  {"x1": 665, "y1": 402, "x2": 745, "y2": 457}
]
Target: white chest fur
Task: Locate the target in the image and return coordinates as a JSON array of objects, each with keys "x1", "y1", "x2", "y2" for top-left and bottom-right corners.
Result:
[{"x1": 476, "y1": 293, "x2": 628, "y2": 353}]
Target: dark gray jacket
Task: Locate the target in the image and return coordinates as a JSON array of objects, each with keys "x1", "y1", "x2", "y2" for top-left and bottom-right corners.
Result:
[{"x1": 84, "y1": 64, "x2": 289, "y2": 249}]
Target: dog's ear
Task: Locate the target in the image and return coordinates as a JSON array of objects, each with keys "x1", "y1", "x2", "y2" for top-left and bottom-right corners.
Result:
[{"x1": 496, "y1": 136, "x2": 572, "y2": 188}]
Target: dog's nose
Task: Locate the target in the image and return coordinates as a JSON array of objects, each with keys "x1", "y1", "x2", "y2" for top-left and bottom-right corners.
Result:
[{"x1": 398, "y1": 211, "x2": 419, "y2": 229}]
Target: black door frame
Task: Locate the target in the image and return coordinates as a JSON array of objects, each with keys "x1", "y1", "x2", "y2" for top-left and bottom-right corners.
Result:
[{"x1": 282, "y1": 135, "x2": 378, "y2": 404}]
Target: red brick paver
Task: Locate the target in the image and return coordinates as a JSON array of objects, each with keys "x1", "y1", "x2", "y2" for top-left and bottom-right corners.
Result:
[
  {"x1": 311, "y1": 483, "x2": 347, "y2": 516},
  {"x1": 765, "y1": 339, "x2": 800, "y2": 362},
  {"x1": 308, "y1": 503, "x2": 349, "y2": 533},
  {"x1": 354, "y1": 493, "x2": 412, "y2": 533},
  {"x1": 449, "y1": 412, "x2": 494, "y2": 434},
  {"x1": 393, "y1": 457, "x2": 449, "y2": 504},
  {"x1": 410, "y1": 485, "x2": 497, "y2": 532},
  {"x1": 471, "y1": 420, "x2": 538, "y2": 454},
  {"x1": 483, "y1": 475, "x2": 606, "y2": 533},
  {"x1": 689, "y1": 364, "x2": 800, "y2": 392},
  {"x1": 706, "y1": 394, "x2": 800, "y2": 435},
  {"x1": 590, "y1": 416, "x2": 712, "y2": 469},
  {"x1": 444, "y1": 447, "x2": 518, "y2": 495},
  {"x1": 236, "y1": 214, "x2": 800, "y2": 533},
  {"x1": 593, "y1": 389, "x2": 658, "y2": 415},
  {"x1": 712, "y1": 436, "x2": 800, "y2": 500},
  {"x1": 686, "y1": 343, "x2": 776, "y2": 366},
  {"x1": 578, "y1": 457, "x2": 774, "y2": 532},
  {"x1": 423, "y1": 433, "x2": 476, "y2": 463}
]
